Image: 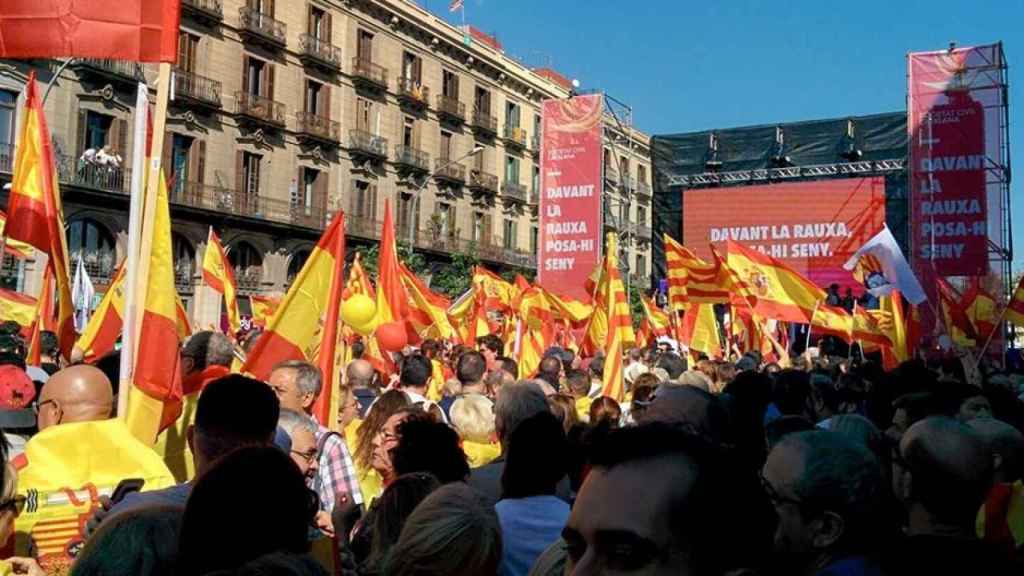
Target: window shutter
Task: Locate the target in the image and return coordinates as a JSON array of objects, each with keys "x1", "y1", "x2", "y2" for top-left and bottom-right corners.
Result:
[
  {"x1": 413, "y1": 56, "x2": 422, "y2": 84},
  {"x1": 76, "y1": 110, "x2": 88, "y2": 155},
  {"x1": 323, "y1": 85, "x2": 330, "y2": 120},
  {"x1": 307, "y1": 4, "x2": 314, "y2": 36},
  {"x1": 369, "y1": 185, "x2": 378, "y2": 220},
  {"x1": 266, "y1": 0, "x2": 274, "y2": 17},
  {"x1": 235, "y1": 150, "x2": 245, "y2": 196},
  {"x1": 325, "y1": 12, "x2": 333, "y2": 43},
  {"x1": 317, "y1": 170, "x2": 328, "y2": 215},
  {"x1": 161, "y1": 131, "x2": 172, "y2": 181},
  {"x1": 448, "y1": 204, "x2": 457, "y2": 238},
  {"x1": 266, "y1": 64, "x2": 275, "y2": 100},
  {"x1": 241, "y1": 55, "x2": 251, "y2": 95},
  {"x1": 195, "y1": 140, "x2": 206, "y2": 184}
]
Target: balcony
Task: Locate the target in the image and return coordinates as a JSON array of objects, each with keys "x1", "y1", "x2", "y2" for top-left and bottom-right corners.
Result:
[
  {"x1": 235, "y1": 91, "x2": 285, "y2": 127},
  {"x1": 528, "y1": 187, "x2": 540, "y2": 206},
  {"x1": 604, "y1": 212, "x2": 622, "y2": 231},
  {"x1": 169, "y1": 180, "x2": 329, "y2": 231},
  {"x1": 235, "y1": 267, "x2": 263, "y2": 294},
  {"x1": 468, "y1": 169, "x2": 499, "y2": 194},
  {"x1": 238, "y1": 7, "x2": 286, "y2": 48},
  {"x1": 63, "y1": 160, "x2": 132, "y2": 196},
  {"x1": 0, "y1": 144, "x2": 11, "y2": 175},
  {"x1": 501, "y1": 181, "x2": 528, "y2": 203},
  {"x1": 503, "y1": 125, "x2": 527, "y2": 149},
  {"x1": 394, "y1": 146, "x2": 430, "y2": 173},
  {"x1": 77, "y1": 252, "x2": 117, "y2": 286},
  {"x1": 434, "y1": 159, "x2": 465, "y2": 185},
  {"x1": 396, "y1": 77, "x2": 429, "y2": 109},
  {"x1": 70, "y1": 58, "x2": 145, "y2": 84},
  {"x1": 351, "y1": 57, "x2": 388, "y2": 90},
  {"x1": 173, "y1": 69, "x2": 222, "y2": 109},
  {"x1": 531, "y1": 134, "x2": 541, "y2": 156},
  {"x1": 637, "y1": 181, "x2": 652, "y2": 200},
  {"x1": 471, "y1": 109, "x2": 497, "y2": 135},
  {"x1": 604, "y1": 166, "x2": 620, "y2": 185},
  {"x1": 181, "y1": 0, "x2": 222, "y2": 22},
  {"x1": 637, "y1": 223, "x2": 652, "y2": 242},
  {"x1": 349, "y1": 129, "x2": 388, "y2": 160},
  {"x1": 295, "y1": 111, "x2": 340, "y2": 143},
  {"x1": 436, "y1": 95, "x2": 466, "y2": 123},
  {"x1": 347, "y1": 213, "x2": 383, "y2": 240},
  {"x1": 299, "y1": 33, "x2": 341, "y2": 71}
]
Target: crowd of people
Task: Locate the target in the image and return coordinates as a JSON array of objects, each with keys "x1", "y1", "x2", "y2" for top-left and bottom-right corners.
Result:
[{"x1": 0, "y1": 318, "x2": 1022, "y2": 575}]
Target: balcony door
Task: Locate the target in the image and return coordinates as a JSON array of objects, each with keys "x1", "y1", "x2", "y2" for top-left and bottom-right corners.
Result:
[
  {"x1": 506, "y1": 101, "x2": 520, "y2": 129},
  {"x1": 475, "y1": 87, "x2": 490, "y2": 115},
  {"x1": 308, "y1": 5, "x2": 330, "y2": 41},
  {"x1": 177, "y1": 32, "x2": 199, "y2": 74},
  {"x1": 357, "y1": 30, "x2": 373, "y2": 61}
]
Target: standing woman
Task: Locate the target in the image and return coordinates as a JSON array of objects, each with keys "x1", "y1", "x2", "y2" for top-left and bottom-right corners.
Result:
[{"x1": 352, "y1": 390, "x2": 410, "y2": 504}]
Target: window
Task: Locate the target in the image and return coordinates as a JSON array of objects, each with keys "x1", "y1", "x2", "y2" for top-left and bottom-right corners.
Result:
[
  {"x1": 355, "y1": 97, "x2": 373, "y2": 133},
  {"x1": 309, "y1": 6, "x2": 327, "y2": 39},
  {"x1": 638, "y1": 164, "x2": 648, "y2": 186},
  {"x1": 306, "y1": 81, "x2": 323, "y2": 115},
  {"x1": 172, "y1": 233, "x2": 195, "y2": 286},
  {"x1": 350, "y1": 181, "x2": 378, "y2": 220},
  {"x1": 299, "y1": 168, "x2": 319, "y2": 215},
  {"x1": 177, "y1": 32, "x2": 199, "y2": 73},
  {"x1": 171, "y1": 134, "x2": 194, "y2": 192},
  {"x1": 0, "y1": 90, "x2": 16, "y2": 147},
  {"x1": 240, "y1": 152, "x2": 261, "y2": 200},
  {"x1": 83, "y1": 111, "x2": 113, "y2": 152},
  {"x1": 67, "y1": 218, "x2": 115, "y2": 269},
  {"x1": 243, "y1": 56, "x2": 273, "y2": 98},
  {"x1": 357, "y1": 30, "x2": 373, "y2": 61},
  {"x1": 474, "y1": 87, "x2": 491, "y2": 115},
  {"x1": 637, "y1": 206, "x2": 647, "y2": 226},
  {"x1": 437, "y1": 202, "x2": 456, "y2": 237},
  {"x1": 532, "y1": 166, "x2": 540, "y2": 194},
  {"x1": 403, "y1": 117, "x2": 415, "y2": 147},
  {"x1": 288, "y1": 249, "x2": 311, "y2": 283},
  {"x1": 505, "y1": 101, "x2": 520, "y2": 128},
  {"x1": 396, "y1": 194, "x2": 418, "y2": 241},
  {"x1": 440, "y1": 130, "x2": 453, "y2": 160},
  {"x1": 247, "y1": 0, "x2": 272, "y2": 14},
  {"x1": 635, "y1": 254, "x2": 646, "y2": 278},
  {"x1": 402, "y1": 51, "x2": 422, "y2": 83},
  {"x1": 533, "y1": 114, "x2": 541, "y2": 137},
  {"x1": 229, "y1": 241, "x2": 263, "y2": 271},
  {"x1": 503, "y1": 219, "x2": 517, "y2": 250},
  {"x1": 530, "y1": 226, "x2": 538, "y2": 255},
  {"x1": 442, "y1": 70, "x2": 459, "y2": 99},
  {"x1": 474, "y1": 145, "x2": 488, "y2": 171},
  {"x1": 505, "y1": 155, "x2": 520, "y2": 185},
  {"x1": 473, "y1": 212, "x2": 485, "y2": 243}
]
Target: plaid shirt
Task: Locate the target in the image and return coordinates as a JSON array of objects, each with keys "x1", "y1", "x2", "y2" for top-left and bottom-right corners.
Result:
[{"x1": 315, "y1": 426, "x2": 364, "y2": 512}]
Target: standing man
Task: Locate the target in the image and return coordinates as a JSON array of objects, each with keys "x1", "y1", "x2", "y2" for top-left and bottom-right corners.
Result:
[{"x1": 268, "y1": 360, "x2": 363, "y2": 514}]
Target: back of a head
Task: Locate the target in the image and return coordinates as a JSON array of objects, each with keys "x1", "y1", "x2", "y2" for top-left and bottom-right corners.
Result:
[
  {"x1": 588, "y1": 355, "x2": 605, "y2": 380},
  {"x1": 450, "y1": 393, "x2": 496, "y2": 443},
  {"x1": 494, "y1": 380, "x2": 548, "y2": 441},
  {"x1": 39, "y1": 330, "x2": 60, "y2": 359},
  {"x1": 71, "y1": 506, "x2": 183, "y2": 576},
  {"x1": 498, "y1": 357, "x2": 518, "y2": 378},
  {"x1": 179, "y1": 446, "x2": 314, "y2": 575},
  {"x1": 182, "y1": 331, "x2": 235, "y2": 370},
  {"x1": 391, "y1": 418, "x2": 469, "y2": 483},
  {"x1": 588, "y1": 396, "x2": 622, "y2": 428},
  {"x1": 764, "y1": 415, "x2": 816, "y2": 451},
  {"x1": 677, "y1": 370, "x2": 712, "y2": 392},
  {"x1": 345, "y1": 359, "x2": 375, "y2": 389},
  {"x1": 194, "y1": 375, "x2": 280, "y2": 466},
  {"x1": 456, "y1": 351, "x2": 486, "y2": 385},
  {"x1": 384, "y1": 483, "x2": 502, "y2": 576},
  {"x1": 656, "y1": 352, "x2": 687, "y2": 380},
  {"x1": 828, "y1": 414, "x2": 887, "y2": 464},
  {"x1": 366, "y1": 472, "x2": 442, "y2": 570},
  {"x1": 564, "y1": 369, "x2": 590, "y2": 397},
  {"x1": 967, "y1": 417, "x2": 1024, "y2": 482},
  {"x1": 639, "y1": 385, "x2": 729, "y2": 446},
  {"x1": 900, "y1": 416, "x2": 994, "y2": 526},
  {"x1": 400, "y1": 354, "x2": 432, "y2": 390},
  {"x1": 773, "y1": 369, "x2": 812, "y2": 416},
  {"x1": 538, "y1": 356, "x2": 562, "y2": 389},
  {"x1": 502, "y1": 411, "x2": 567, "y2": 499}
]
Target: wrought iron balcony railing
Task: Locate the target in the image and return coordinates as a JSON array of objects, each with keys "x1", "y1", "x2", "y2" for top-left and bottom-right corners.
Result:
[
  {"x1": 501, "y1": 181, "x2": 528, "y2": 203},
  {"x1": 181, "y1": 0, "x2": 223, "y2": 20},
  {"x1": 434, "y1": 159, "x2": 465, "y2": 184},
  {"x1": 396, "y1": 77, "x2": 429, "y2": 107},
  {"x1": 238, "y1": 7, "x2": 286, "y2": 46},
  {"x1": 299, "y1": 33, "x2": 341, "y2": 69},
  {"x1": 471, "y1": 109, "x2": 497, "y2": 134},
  {"x1": 394, "y1": 145, "x2": 430, "y2": 172},
  {"x1": 351, "y1": 57, "x2": 388, "y2": 89},
  {"x1": 173, "y1": 69, "x2": 222, "y2": 107},
  {"x1": 295, "y1": 111, "x2": 340, "y2": 142},
  {"x1": 468, "y1": 169, "x2": 499, "y2": 194},
  {"x1": 503, "y1": 125, "x2": 527, "y2": 148},
  {"x1": 437, "y1": 95, "x2": 466, "y2": 122},
  {"x1": 235, "y1": 91, "x2": 285, "y2": 126},
  {"x1": 349, "y1": 129, "x2": 388, "y2": 158}
]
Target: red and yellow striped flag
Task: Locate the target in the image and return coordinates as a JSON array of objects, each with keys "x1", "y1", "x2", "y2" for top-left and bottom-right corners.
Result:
[
  {"x1": 5, "y1": 72, "x2": 74, "y2": 359},
  {"x1": 0, "y1": 287, "x2": 37, "y2": 328},
  {"x1": 514, "y1": 284, "x2": 555, "y2": 379},
  {"x1": 202, "y1": 227, "x2": 241, "y2": 334},
  {"x1": 0, "y1": 211, "x2": 35, "y2": 259},
  {"x1": 243, "y1": 213, "x2": 347, "y2": 384},
  {"x1": 962, "y1": 278, "x2": 998, "y2": 340},
  {"x1": 249, "y1": 295, "x2": 280, "y2": 328},
  {"x1": 854, "y1": 304, "x2": 891, "y2": 347},
  {"x1": 347, "y1": 252, "x2": 374, "y2": 297},
  {"x1": 376, "y1": 200, "x2": 409, "y2": 326},
  {"x1": 127, "y1": 170, "x2": 185, "y2": 445},
  {"x1": 724, "y1": 240, "x2": 825, "y2": 323},
  {"x1": 75, "y1": 263, "x2": 126, "y2": 362},
  {"x1": 679, "y1": 302, "x2": 722, "y2": 359},
  {"x1": 1006, "y1": 276, "x2": 1024, "y2": 327},
  {"x1": 637, "y1": 296, "x2": 670, "y2": 349},
  {"x1": 401, "y1": 263, "x2": 456, "y2": 341},
  {"x1": 312, "y1": 214, "x2": 346, "y2": 427},
  {"x1": 597, "y1": 233, "x2": 630, "y2": 402},
  {"x1": 878, "y1": 291, "x2": 909, "y2": 370},
  {"x1": 664, "y1": 235, "x2": 731, "y2": 310},
  {"x1": 936, "y1": 277, "x2": 977, "y2": 346}
]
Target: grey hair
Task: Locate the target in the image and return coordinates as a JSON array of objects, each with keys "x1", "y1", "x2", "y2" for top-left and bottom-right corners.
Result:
[
  {"x1": 181, "y1": 331, "x2": 235, "y2": 369},
  {"x1": 272, "y1": 360, "x2": 322, "y2": 398},
  {"x1": 277, "y1": 409, "x2": 318, "y2": 437},
  {"x1": 494, "y1": 381, "x2": 548, "y2": 442}
]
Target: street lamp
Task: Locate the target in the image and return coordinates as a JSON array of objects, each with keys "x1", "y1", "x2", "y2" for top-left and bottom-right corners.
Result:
[{"x1": 408, "y1": 145, "x2": 484, "y2": 245}]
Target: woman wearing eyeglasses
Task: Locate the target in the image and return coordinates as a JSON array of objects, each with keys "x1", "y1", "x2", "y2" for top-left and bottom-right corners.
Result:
[{"x1": 0, "y1": 461, "x2": 44, "y2": 576}]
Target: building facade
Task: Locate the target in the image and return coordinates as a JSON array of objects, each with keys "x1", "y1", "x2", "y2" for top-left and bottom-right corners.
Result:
[{"x1": 0, "y1": 0, "x2": 652, "y2": 327}]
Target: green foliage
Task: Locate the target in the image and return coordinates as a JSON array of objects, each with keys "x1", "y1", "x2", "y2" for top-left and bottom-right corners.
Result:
[
  {"x1": 352, "y1": 243, "x2": 428, "y2": 285},
  {"x1": 627, "y1": 278, "x2": 644, "y2": 326},
  {"x1": 431, "y1": 244, "x2": 480, "y2": 298}
]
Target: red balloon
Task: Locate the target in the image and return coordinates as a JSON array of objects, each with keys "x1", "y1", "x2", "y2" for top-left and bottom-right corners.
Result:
[{"x1": 376, "y1": 321, "x2": 408, "y2": 352}]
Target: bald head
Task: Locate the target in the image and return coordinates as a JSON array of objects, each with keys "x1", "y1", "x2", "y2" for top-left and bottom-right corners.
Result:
[
  {"x1": 968, "y1": 418, "x2": 1024, "y2": 483},
  {"x1": 37, "y1": 365, "x2": 113, "y2": 430},
  {"x1": 898, "y1": 416, "x2": 993, "y2": 530},
  {"x1": 345, "y1": 359, "x2": 375, "y2": 390}
]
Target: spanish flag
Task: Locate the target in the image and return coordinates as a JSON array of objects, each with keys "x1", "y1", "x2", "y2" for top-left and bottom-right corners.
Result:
[
  {"x1": 812, "y1": 304, "x2": 854, "y2": 343},
  {"x1": 76, "y1": 263, "x2": 126, "y2": 362},
  {"x1": 936, "y1": 277, "x2": 977, "y2": 346},
  {"x1": 249, "y1": 295, "x2": 281, "y2": 328},
  {"x1": 5, "y1": 72, "x2": 75, "y2": 359},
  {"x1": 514, "y1": 285, "x2": 555, "y2": 379},
  {"x1": 679, "y1": 302, "x2": 722, "y2": 359},
  {"x1": 0, "y1": 211, "x2": 35, "y2": 259},
  {"x1": 0, "y1": 287, "x2": 37, "y2": 328},
  {"x1": 375, "y1": 200, "x2": 409, "y2": 325},
  {"x1": 664, "y1": 235, "x2": 731, "y2": 309},
  {"x1": 878, "y1": 292, "x2": 909, "y2": 370},
  {"x1": 724, "y1": 240, "x2": 825, "y2": 324},
  {"x1": 1006, "y1": 276, "x2": 1024, "y2": 327},
  {"x1": 312, "y1": 215, "x2": 346, "y2": 427},
  {"x1": 598, "y1": 233, "x2": 630, "y2": 402},
  {"x1": 347, "y1": 252, "x2": 375, "y2": 297},
  {"x1": 25, "y1": 267, "x2": 53, "y2": 366},
  {"x1": 243, "y1": 213, "x2": 347, "y2": 382},
  {"x1": 202, "y1": 227, "x2": 241, "y2": 334},
  {"x1": 852, "y1": 304, "x2": 891, "y2": 347},
  {"x1": 401, "y1": 263, "x2": 456, "y2": 341},
  {"x1": 962, "y1": 278, "x2": 999, "y2": 341}
]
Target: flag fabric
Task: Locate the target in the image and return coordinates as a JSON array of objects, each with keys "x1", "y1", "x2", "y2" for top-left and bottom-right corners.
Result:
[
  {"x1": 5, "y1": 72, "x2": 75, "y2": 360},
  {"x1": 126, "y1": 170, "x2": 184, "y2": 444},
  {"x1": 852, "y1": 304, "x2": 892, "y2": 347},
  {"x1": 347, "y1": 253, "x2": 375, "y2": 298},
  {"x1": 449, "y1": 0, "x2": 465, "y2": 12},
  {"x1": 637, "y1": 296, "x2": 670, "y2": 348},
  {"x1": 678, "y1": 302, "x2": 722, "y2": 359},
  {"x1": 401, "y1": 264, "x2": 456, "y2": 341},
  {"x1": 71, "y1": 255, "x2": 95, "y2": 333},
  {"x1": 25, "y1": 267, "x2": 53, "y2": 366},
  {"x1": 878, "y1": 292, "x2": 909, "y2": 370},
  {"x1": 376, "y1": 201, "x2": 409, "y2": 324},
  {"x1": 249, "y1": 295, "x2": 281, "y2": 328},
  {"x1": 843, "y1": 225, "x2": 927, "y2": 305},
  {"x1": 0, "y1": 0, "x2": 182, "y2": 62},
  {"x1": 962, "y1": 278, "x2": 999, "y2": 340},
  {"x1": 1007, "y1": 276, "x2": 1024, "y2": 326},
  {"x1": 936, "y1": 277, "x2": 977, "y2": 347},
  {"x1": 598, "y1": 234, "x2": 629, "y2": 402},
  {"x1": 724, "y1": 240, "x2": 825, "y2": 324},
  {"x1": 202, "y1": 228, "x2": 241, "y2": 335},
  {"x1": 664, "y1": 235, "x2": 731, "y2": 309},
  {"x1": 312, "y1": 215, "x2": 346, "y2": 428},
  {"x1": 811, "y1": 304, "x2": 854, "y2": 343},
  {"x1": 242, "y1": 214, "x2": 347, "y2": 381},
  {"x1": 75, "y1": 264, "x2": 126, "y2": 362},
  {"x1": 0, "y1": 287, "x2": 37, "y2": 328},
  {"x1": 0, "y1": 212, "x2": 35, "y2": 259},
  {"x1": 514, "y1": 285, "x2": 555, "y2": 379}
]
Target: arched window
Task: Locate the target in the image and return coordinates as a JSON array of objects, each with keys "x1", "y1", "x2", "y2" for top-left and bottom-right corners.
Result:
[
  {"x1": 287, "y1": 249, "x2": 311, "y2": 284},
  {"x1": 228, "y1": 241, "x2": 263, "y2": 292},
  {"x1": 173, "y1": 233, "x2": 195, "y2": 290},
  {"x1": 67, "y1": 218, "x2": 116, "y2": 281}
]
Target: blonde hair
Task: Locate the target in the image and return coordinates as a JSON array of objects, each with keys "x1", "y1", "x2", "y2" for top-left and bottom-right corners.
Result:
[
  {"x1": 1, "y1": 463, "x2": 15, "y2": 501},
  {"x1": 384, "y1": 483, "x2": 502, "y2": 576},
  {"x1": 450, "y1": 394, "x2": 496, "y2": 443}
]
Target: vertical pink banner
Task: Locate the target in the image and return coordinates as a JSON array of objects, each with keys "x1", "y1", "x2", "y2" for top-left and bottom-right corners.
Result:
[
  {"x1": 538, "y1": 94, "x2": 603, "y2": 300},
  {"x1": 909, "y1": 47, "x2": 989, "y2": 277}
]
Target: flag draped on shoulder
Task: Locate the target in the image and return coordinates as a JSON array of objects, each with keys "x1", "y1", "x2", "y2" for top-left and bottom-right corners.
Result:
[
  {"x1": 664, "y1": 235, "x2": 731, "y2": 309},
  {"x1": 243, "y1": 213, "x2": 347, "y2": 382},
  {"x1": 127, "y1": 171, "x2": 184, "y2": 445},
  {"x1": 5, "y1": 72, "x2": 74, "y2": 359},
  {"x1": 596, "y1": 233, "x2": 630, "y2": 402},
  {"x1": 202, "y1": 227, "x2": 241, "y2": 334},
  {"x1": 725, "y1": 240, "x2": 825, "y2": 324}
]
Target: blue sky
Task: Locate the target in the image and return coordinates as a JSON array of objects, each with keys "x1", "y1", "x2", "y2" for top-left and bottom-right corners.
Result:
[{"x1": 430, "y1": 0, "x2": 1023, "y2": 272}]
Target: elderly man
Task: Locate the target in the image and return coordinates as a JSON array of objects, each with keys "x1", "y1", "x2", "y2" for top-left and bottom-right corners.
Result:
[
  {"x1": 13, "y1": 366, "x2": 176, "y2": 568},
  {"x1": 268, "y1": 360, "x2": 362, "y2": 514},
  {"x1": 762, "y1": 430, "x2": 885, "y2": 576}
]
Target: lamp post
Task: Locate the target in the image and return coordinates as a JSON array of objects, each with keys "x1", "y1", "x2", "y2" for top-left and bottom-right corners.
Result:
[{"x1": 407, "y1": 145, "x2": 484, "y2": 246}]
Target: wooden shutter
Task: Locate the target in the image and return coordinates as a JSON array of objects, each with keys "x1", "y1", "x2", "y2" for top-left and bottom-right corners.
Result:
[
  {"x1": 325, "y1": 12, "x2": 332, "y2": 43},
  {"x1": 307, "y1": 4, "x2": 314, "y2": 36},
  {"x1": 412, "y1": 56, "x2": 422, "y2": 84},
  {"x1": 448, "y1": 204, "x2": 456, "y2": 238},
  {"x1": 194, "y1": 140, "x2": 206, "y2": 184},
  {"x1": 242, "y1": 55, "x2": 251, "y2": 96},
  {"x1": 483, "y1": 213, "x2": 493, "y2": 246},
  {"x1": 161, "y1": 131, "x2": 172, "y2": 180},
  {"x1": 316, "y1": 171, "x2": 327, "y2": 215},
  {"x1": 265, "y1": 64, "x2": 275, "y2": 100},
  {"x1": 235, "y1": 150, "x2": 245, "y2": 195},
  {"x1": 265, "y1": 0, "x2": 274, "y2": 17},
  {"x1": 76, "y1": 110, "x2": 88, "y2": 155},
  {"x1": 369, "y1": 185, "x2": 378, "y2": 220},
  {"x1": 322, "y1": 85, "x2": 330, "y2": 120}
]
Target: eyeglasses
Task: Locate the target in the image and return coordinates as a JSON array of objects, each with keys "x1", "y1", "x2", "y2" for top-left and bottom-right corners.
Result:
[
  {"x1": 760, "y1": 470, "x2": 803, "y2": 508},
  {"x1": 379, "y1": 429, "x2": 400, "y2": 443},
  {"x1": 33, "y1": 399, "x2": 56, "y2": 415},
  {"x1": 291, "y1": 449, "x2": 318, "y2": 464},
  {"x1": 0, "y1": 495, "x2": 26, "y2": 517}
]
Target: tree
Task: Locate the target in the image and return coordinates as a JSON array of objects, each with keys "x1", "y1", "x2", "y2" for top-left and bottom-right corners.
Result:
[
  {"x1": 353, "y1": 242, "x2": 428, "y2": 285},
  {"x1": 430, "y1": 244, "x2": 480, "y2": 298}
]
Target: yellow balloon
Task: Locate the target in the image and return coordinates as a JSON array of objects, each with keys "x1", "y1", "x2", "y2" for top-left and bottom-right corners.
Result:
[
  {"x1": 349, "y1": 316, "x2": 377, "y2": 336},
  {"x1": 342, "y1": 294, "x2": 376, "y2": 329}
]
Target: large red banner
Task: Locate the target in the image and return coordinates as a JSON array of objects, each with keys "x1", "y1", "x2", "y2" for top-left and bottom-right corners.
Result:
[
  {"x1": 537, "y1": 94, "x2": 603, "y2": 300},
  {"x1": 682, "y1": 177, "x2": 886, "y2": 289},
  {"x1": 909, "y1": 48, "x2": 989, "y2": 277}
]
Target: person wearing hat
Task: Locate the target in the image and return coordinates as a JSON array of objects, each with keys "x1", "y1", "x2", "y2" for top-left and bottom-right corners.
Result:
[{"x1": 0, "y1": 365, "x2": 37, "y2": 458}]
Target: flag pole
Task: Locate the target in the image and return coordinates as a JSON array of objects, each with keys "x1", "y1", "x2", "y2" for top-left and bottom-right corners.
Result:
[
  {"x1": 805, "y1": 300, "x2": 821, "y2": 351},
  {"x1": 973, "y1": 300, "x2": 1010, "y2": 372}
]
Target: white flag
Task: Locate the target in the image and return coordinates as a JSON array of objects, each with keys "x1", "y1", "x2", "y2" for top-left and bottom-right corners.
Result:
[
  {"x1": 843, "y1": 226, "x2": 926, "y2": 305},
  {"x1": 72, "y1": 255, "x2": 95, "y2": 332}
]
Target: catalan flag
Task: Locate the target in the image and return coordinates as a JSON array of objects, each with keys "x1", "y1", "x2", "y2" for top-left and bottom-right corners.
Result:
[
  {"x1": 597, "y1": 233, "x2": 630, "y2": 402},
  {"x1": 126, "y1": 170, "x2": 184, "y2": 444},
  {"x1": 202, "y1": 227, "x2": 241, "y2": 334},
  {"x1": 637, "y1": 296, "x2": 670, "y2": 348},
  {"x1": 664, "y1": 235, "x2": 731, "y2": 310},
  {"x1": 5, "y1": 72, "x2": 75, "y2": 360},
  {"x1": 243, "y1": 213, "x2": 347, "y2": 382},
  {"x1": 724, "y1": 240, "x2": 825, "y2": 324},
  {"x1": 1007, "y1": 276, "x2": 1024, "y2": 327},
  {"x1": 877, "y1": 292, "x2": 909, "y2": 370},
  {"x1": 514, "y1": 285, "x2": 555, "y2": 379}
]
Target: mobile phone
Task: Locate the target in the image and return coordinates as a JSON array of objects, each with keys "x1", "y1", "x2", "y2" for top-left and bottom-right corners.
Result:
[{"x1": 110, "y1": 478, "x2": 145, "y2": 504}]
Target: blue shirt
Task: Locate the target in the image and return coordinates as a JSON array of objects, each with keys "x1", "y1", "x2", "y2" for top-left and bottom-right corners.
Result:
[{"x1": 495, "y1": 495, "x2": 570, "y2": 576}]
